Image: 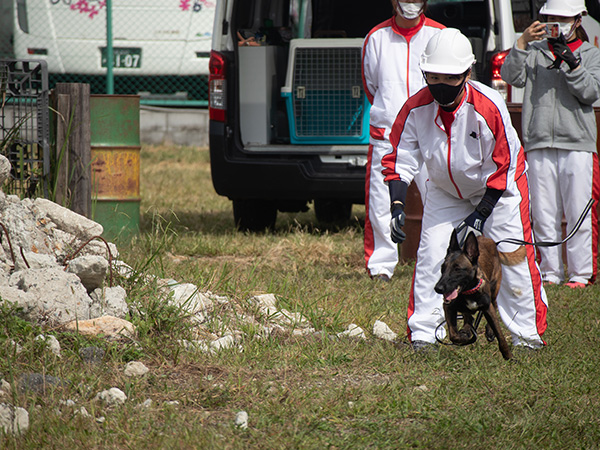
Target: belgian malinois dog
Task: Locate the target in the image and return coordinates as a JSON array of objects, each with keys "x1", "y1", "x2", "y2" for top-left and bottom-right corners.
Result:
[{"x1": 434, "y1": 230, "x2": 526, "y2": 360}]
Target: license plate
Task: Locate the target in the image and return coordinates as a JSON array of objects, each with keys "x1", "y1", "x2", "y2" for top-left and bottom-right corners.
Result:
[{"x1": 101, "y1": 47, "x2": 142, "y2": 69}]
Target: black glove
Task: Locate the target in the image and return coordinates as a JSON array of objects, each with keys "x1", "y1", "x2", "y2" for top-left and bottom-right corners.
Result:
[
  {"x1": 388, "y1": 179, "x2": 409, "y2": 244},
  {"x1": 455, "y1": 189, "x2": 502, "y2": 248},
  {"x1": 390, "y1": 202, "x2": 406, "y2": 244},
  {"x1": 455, "y1": 209, "x2": 486, "y2": 249},
  {"x1": 548, "y1": 35, "x2": 580, "y2": 71}
]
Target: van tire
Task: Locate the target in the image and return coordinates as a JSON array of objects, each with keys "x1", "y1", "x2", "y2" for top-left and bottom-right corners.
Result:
[
  {"x1": 314, "y1": 199, "x2": 352, "y2": 227},
  {"x1": 233, "y1": 199, "x2": 277, "y2": 232}
]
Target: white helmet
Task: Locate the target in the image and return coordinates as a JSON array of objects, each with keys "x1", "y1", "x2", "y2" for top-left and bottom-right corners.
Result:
[
  {"x1": 539, "y1": 0, "x2": 587, "y2": 17},
  {"x1": 419, "y1": 28, "x2": 475, "y2": 75}
]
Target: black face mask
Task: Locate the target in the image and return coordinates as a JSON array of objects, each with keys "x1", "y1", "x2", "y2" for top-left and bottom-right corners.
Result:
[{"x1": 427, "y1": 80, "x2": 466, "y2": 108}]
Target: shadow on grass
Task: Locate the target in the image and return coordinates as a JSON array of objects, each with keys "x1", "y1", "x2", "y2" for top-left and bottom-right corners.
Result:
[
  {"x1": 139, "y1": 209, "x2": 367, "y2": 236},
  {"x1": 139, "y1": 210, "x2": 234, "y2": 234}
]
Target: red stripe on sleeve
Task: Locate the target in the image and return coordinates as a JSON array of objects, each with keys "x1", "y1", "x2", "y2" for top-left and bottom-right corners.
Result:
[
  {"x1": 370, "y1": 125, "x2": 385, "y2": 140},
  {"x1": 383, "y1": 89, "x2": 433, "y2": 183},
  {"x1": 362, "y1": 18, "x2": 394, "y2": 105}
]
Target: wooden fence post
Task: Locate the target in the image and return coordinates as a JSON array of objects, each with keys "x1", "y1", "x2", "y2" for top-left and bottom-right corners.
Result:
[{"x1": 52, "y1": 83, "x2": 91, "y2": 218}]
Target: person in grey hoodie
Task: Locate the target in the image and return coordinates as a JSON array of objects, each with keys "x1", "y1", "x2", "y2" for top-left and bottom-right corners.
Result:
[{"x1": 501, "y1": 0, "x2": 600, "y2": 289}]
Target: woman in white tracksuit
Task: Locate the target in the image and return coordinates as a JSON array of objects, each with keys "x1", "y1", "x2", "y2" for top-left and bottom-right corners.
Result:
[
  {"x1": 501, "y1": 0, "x2": 600, "y2": 288},
  {"x1": 384, "y1": 28, "x2": 548, "y2": 350},
  {"x1": 362, "y1": 0, "x2": 444, "y2": 281}
]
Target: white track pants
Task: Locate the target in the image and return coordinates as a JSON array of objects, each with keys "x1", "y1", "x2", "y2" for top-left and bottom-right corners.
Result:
[
  {"x1": 365, "y1": 136, "x2": 427, "y2": 278},
  {"x1": 526, "y1": 149, "x2": 599, "y2": 285},
  {"x1": 407, "y1": 178, "x2": 548, "y2": 348}
]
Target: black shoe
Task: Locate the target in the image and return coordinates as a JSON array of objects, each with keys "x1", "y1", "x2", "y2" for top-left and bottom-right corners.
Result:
[
  {"x1": 371, "y1": 274, "x2": 391, "y2": 282},
  {"x1": 411, "y1": 340, "x2": 438, "y2": 352}
]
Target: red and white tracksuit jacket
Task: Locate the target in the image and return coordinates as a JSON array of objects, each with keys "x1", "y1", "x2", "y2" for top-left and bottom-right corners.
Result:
[
  {"x1": 383, "y1": 81, "x2": 548, "y2": 347},
  {"x1": 362, "y1": 15, "x2": 444, "y2": 279}
]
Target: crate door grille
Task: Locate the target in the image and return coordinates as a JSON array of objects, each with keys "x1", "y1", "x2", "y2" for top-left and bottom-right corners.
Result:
[{"x1": 291, "y1": 47, "x2": 364, "y2": 139}]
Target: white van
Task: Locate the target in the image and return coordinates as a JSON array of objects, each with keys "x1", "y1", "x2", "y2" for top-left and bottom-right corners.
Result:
[
  {"x1": 0, "y1": 0, "x2": 215, "y2": 76},
  {"x1": 209, "y1": 0, "x2": 600, "y2": 230}
]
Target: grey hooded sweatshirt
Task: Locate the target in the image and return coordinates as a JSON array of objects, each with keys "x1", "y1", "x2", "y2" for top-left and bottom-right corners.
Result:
[{"x1": 501, "y1": 38, "x2": 600, "y2": 153}]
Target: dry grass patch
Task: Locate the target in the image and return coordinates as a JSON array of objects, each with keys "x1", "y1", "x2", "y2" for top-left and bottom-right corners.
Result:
[{"x1": 5, "y1": 145, "x2": 600, "y2": 449}]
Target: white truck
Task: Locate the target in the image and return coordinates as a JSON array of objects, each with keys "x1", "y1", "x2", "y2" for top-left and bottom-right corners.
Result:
[{"x1": 0, "y1": 0, "x2": 216, "y2": 102}]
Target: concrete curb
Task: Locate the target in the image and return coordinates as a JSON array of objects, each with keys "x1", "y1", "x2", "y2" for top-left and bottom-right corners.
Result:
[{"x1": 140, "y1": 106, "x2": 209, "y2": 147}]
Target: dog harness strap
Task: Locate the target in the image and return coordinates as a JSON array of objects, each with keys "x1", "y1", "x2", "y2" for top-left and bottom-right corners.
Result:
[{"x1": 461, "y1": 278, "x2": 483, "y2": 295}]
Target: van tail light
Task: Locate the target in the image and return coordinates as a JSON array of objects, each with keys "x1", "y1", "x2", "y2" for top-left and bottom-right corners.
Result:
[
  {"x1": 490, "y1": 50, "x2": 511, "y2": 102},
  {"x1": 209, "y1": 51, "x2": 226, "y2": 122}
]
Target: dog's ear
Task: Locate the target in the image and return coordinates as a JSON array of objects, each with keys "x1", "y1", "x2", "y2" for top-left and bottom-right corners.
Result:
[
  {"x1": 464, "y1": 232, "x2": 480, "y2": 263},
  {"x1": 449, "y1": 229, "x2": 461, "y2": 252}
]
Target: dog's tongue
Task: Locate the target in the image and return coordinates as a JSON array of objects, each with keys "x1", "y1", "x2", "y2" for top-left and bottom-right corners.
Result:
[{"x1": 444, "y1": 289, "x2": 459, "y2": 301}]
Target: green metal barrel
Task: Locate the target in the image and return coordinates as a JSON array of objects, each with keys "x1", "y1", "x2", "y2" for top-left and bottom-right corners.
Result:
[{"x1": 90, "y1": 95, "x2": 141, "y2": 239}]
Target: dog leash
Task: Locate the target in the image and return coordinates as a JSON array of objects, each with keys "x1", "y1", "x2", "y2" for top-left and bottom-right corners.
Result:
[
  {"x1": 495, "y1": 198, "x2": 595, "y2": 247},
  {"x1": 435, "y1": 311, "x2": 483, "y2": 346}
]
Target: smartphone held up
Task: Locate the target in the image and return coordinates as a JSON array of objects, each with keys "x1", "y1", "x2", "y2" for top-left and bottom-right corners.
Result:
[{"x1": 541, "y1": 22, "x2": 561, "y2": 38}]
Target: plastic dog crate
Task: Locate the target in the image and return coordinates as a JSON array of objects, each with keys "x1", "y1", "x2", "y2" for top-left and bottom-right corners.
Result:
[{"x1": 281, "y1": 39, "x2": 370, "y2": 144}]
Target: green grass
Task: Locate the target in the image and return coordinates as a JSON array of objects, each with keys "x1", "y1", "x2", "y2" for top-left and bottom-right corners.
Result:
[{"x1": 2, "y1": 145, "x2": 600, "y2": 449}]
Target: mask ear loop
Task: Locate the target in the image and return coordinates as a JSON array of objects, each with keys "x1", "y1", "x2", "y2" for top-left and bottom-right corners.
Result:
[
  {"x1": 558, "y1": 14, "x2": 582, "y2": 40},
  {"x1": 569, "y1": 14, "x2": 583, "y2": 39},
  {"x1": 562, "y1": 22, "x2": 575, "y2": 40},
  {"x1": 447, "y1": 71, "x2": 471, "y2": 107}
]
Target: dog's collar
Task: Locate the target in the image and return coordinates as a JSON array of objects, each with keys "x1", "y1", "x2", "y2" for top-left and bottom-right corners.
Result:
[{"x1": 461, "y1": 278, "x2": 483, "y2": 295}]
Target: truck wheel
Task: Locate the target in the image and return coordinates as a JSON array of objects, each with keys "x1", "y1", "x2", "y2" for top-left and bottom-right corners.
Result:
[
  {"x1": 314, "y1": 199, "x2": 352, "y2": 227},
  {"x1": 233, "y1": 199, "x2": 277, "y2": 232}
]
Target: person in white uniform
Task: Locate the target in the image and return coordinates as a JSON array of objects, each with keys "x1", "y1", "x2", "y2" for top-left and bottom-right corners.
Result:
[
  {"x1": 383, "y1": 28, "x2": 548, "y2": 350},
  {"x1": 362, "y1": 0, "x2": 444, "y2": 281},
  {"x1": 501, "y1": 0, "x2": 600, "y2": 288}
]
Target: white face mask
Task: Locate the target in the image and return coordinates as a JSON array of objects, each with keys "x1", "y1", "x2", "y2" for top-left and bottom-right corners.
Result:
[
  {"x1": 396, "y1": 2, "x2": 424, "y2": 20},
  {"x1": 559, "y1": 21, "x2": 575, "y2": 39}
]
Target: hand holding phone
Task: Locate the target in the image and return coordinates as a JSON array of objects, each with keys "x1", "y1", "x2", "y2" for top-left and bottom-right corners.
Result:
[{"x1": 540, "y1": 22, "x2": 561, "y2": 39}]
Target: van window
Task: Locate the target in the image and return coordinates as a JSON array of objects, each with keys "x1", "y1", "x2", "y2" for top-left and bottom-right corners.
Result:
[
  {"x1": 235, "y1": 0, "x2": 390, "y2": 42},
  {"x1": 427, "y1": 0, "x2": 489, "y2": 39},
  {"x1": 235, "y1": 0, "x2": 290, "y2": 30},
  {"x1": 235, "y1": 0, "x2": 292, "y2": 45},
  {"x1": 426, "y1": 0, "x2": 490, "y2": 80},
  {"x1": 511, "y1": 0, "x2": 544, "y2": 32},
  {"x1": 589, "y1": 1, "x2": 600, "y2": 23},
  {"x1": 310, "y1": 0, "x2": 389, "y2": 38}
]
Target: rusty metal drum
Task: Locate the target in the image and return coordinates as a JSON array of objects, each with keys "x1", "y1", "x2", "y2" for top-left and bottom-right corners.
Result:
[{"x1": 90, "y1": 95, "x2": 140, "y2": 239}]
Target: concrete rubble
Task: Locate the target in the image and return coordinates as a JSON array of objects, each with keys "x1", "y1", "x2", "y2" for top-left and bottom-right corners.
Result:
[
  {"x1": 0, "y1": 403, "x2": 29, "y2": 435},
  {"x1": 0, "y1": 153, "x2": 404, "y2": 435},
  {"x1": 94, "y1": 387, "x2": 127, "y2": 407},
  {"x1": 124, "y1": 361, "x2": 149, "y2": 377},
  {"x1": 1, "y1": 154, "x2": 402, "y2": 348},
  {"x1": 373, "y1": 320, "x2": 398, "y2": 342}
]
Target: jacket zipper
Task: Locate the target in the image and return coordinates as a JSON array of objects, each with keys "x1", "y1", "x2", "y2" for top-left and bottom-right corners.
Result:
[{"x1": 435, "y1": 109, "x2": 463, "y2": 199}]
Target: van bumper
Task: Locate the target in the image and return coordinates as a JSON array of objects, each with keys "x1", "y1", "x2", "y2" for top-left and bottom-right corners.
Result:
[{"x1": 209, "y1": 122, "x2": 366, "y2": 204}]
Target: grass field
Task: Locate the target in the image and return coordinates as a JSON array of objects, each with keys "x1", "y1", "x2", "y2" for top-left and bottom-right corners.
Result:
[{"x1": 2, "y1": 145, "x2": 600, "y2": 449}]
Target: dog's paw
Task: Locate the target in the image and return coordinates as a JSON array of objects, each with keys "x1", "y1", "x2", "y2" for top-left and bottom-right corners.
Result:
[
  {"x1": 456, "y1": 328, "x2": 477, "y2": 345},
  {"x1": 485, "y1": 324, "x2": 496, "y2": 342}
]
